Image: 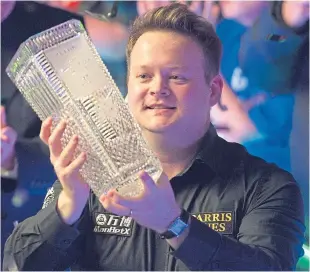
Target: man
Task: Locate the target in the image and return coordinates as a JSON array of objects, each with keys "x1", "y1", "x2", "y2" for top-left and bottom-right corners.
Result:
[
  {"x1": 211, "y1": 1, "x2": 309, "y2": 173},
  {"x1": 3, "y1": 3, "x2": 305, "y2": 271}
]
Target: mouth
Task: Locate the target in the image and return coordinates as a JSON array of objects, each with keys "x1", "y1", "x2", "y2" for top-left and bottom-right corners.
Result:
[{"x1": 145, "y1": 104, "x2": 176, "y2": 110}]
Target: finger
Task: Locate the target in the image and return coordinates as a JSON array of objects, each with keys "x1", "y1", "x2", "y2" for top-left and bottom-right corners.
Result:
[
  {"x1": 57, "y1": 135, "x2": 79, "y2": 167},
  {"x1": 202, "y1": 0, "x2": 213, "y2": 18},
  {"x1": 65, "y1": 152, "x2": 87, "y2": 173},
  {"x1": 48, "y1": 120, "x2": 66, "y2": 158},
  {"x1": 139, "y1": 171, "x2": 157, "y2": 192},
  {"x1": 242, "y1": 94, "x2": 267, "y2": 111},
  {"x1": 40, "y1": 117, "x2": 53, "y2": 145},
  {"x1": 99, "y1": 195, "x2": 131, "y2": 216},
  {"x1": 188, "y1": 1, "x2": 204, "y2": 14},
  {"x1": 111, "y1": 171, "x2": 157, "y2": 209},
  {"x1": 106, "y1": 188, "x2": 118, "y2": 198},
  {"x1": 1, "y1": 106, "x2": 7, "y2": 128},
  {"x1": 2, "y1": 127, "x2": 17, "y2": 143},
  {"x1": 1, "y1": 134, "x2": 9, "y2": 142},
  {"x1": 110, "y1": 190, "x2": 141, "y2": 210},
  {"x1": 56, "y1": 152, "x2": 86, "y2": 182}
]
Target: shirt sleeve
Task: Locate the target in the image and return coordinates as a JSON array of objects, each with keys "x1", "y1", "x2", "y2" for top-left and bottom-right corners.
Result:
[
  {"x1": 2, "y1": 179, "x2": 90, "y2": 271},
  {"x1": 171, "y1": 169, "x2": 305, "y2": 271}
]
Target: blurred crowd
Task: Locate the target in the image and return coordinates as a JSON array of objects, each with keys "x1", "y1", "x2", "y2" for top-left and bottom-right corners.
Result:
[{"x1": 1, "y1": 1, "x2": 309, "y2": 270}]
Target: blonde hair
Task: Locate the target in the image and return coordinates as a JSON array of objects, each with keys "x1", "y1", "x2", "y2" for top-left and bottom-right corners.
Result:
[{"x1": 126, "y1": 3, "x2": 222, "y2": 83}]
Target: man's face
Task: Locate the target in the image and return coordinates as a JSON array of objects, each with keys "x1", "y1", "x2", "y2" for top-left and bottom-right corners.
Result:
[{"x1": 127, "y1": 31, "x2": 219, "y2": 136}]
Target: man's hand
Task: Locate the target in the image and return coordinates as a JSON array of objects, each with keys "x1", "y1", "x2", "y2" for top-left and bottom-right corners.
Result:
[
  {"x1": 40, "y1": 117, "x2": 89, "y2": 224},
  {"x1": 137, "y1": 0, "x2": 220, "y2": 25},
  {"x1": 1, "y1": 106, "x2": 17, "y2": 170},
  {"x1": 137, "y1": 1, "x2": 170, "y2": 16},
  {"x1": 282, "y1": 0, "x2": 309, "y2": 28},
  {"x1": 210, "y1": 81, "x2": 265, "y2": 143},
  {"x1": 100, "y1": 171, "x2": 181, "y2": 234},
  {"x1": 179, "y1": 0, "x2": 220, "y2": 25}
]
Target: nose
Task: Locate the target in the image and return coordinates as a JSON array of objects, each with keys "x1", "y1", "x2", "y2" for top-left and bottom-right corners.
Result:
[{"x1": 149, "y1": 77, "x2": 170, "y2": 97}]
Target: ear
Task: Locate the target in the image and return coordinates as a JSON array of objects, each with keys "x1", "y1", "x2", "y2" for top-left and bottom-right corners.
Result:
[{"x1": 209, "y1": 74, "x2": 223, "y2": 107}]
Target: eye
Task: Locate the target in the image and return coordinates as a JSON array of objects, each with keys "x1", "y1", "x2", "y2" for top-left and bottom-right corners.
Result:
[
  {"x1": 137, "y1": 74, "x2": 151, "y2": 79},
  {"x1": 136, "y1": 73, "x2": 152, "y2": 82},
  {"x1": 169, "y1": 75, "x2": 187, "y2": 82}
]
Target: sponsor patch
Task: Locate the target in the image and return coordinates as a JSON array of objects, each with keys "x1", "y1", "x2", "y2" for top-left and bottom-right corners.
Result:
[
  {"x1": 93, "y1": 213, "x2": 133, "y2": 237},
  {"x1": 193, "y1": 211, "x2": 234, "y2": 235},
  {"x1": 42, "y1": 187, "x2": 55, "y2": 209}
]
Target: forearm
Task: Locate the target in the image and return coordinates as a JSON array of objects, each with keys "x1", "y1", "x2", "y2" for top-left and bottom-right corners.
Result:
[
  {"x1": 3, "y1": 201, "x2": 84, "y2": 271},
  {"x1": 57, "y1": 190, "x2": 89, "y2": 225},
  {"x1": 171, "y1": 216, "x2": 282, "y2": 271}
]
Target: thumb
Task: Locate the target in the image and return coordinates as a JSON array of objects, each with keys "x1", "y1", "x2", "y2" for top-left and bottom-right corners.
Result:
[
  {"x1": 1, "y1": 106, "x2": 7, "y2": 128},
  {"x1": 138, "y1": 171, "x2": 157, "y2": 193},
  {"x1": 242, "y1": 93, "x2": 267, "y2": 111}
]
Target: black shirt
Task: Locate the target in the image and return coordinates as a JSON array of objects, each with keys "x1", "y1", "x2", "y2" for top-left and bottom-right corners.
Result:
[{"x1": 3, "y1": 126, "x2": 305, "y2": 271}]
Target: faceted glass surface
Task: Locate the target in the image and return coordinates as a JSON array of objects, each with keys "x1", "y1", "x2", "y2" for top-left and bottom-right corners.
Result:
[{"x1": 6, "y1": 19, "x2": 162, "y2": 198}]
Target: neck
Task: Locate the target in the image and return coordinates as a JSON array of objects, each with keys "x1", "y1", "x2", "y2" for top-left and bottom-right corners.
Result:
[{"x1": 142, "y1": 127, "x2": 208, "y2": 179}]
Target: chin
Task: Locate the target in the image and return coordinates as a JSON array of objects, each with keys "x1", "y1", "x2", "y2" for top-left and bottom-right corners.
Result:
[{"x1": 141, "y1": 121, "x2": 175, "y2": 134}]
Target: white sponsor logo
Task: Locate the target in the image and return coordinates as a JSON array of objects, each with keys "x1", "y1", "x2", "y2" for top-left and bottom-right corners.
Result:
[
  {"x1": 96, "y1": 214, "x2": 107, "y2": 225},
  {"x1": 93, "y1": 213, "x2": 133, "y2": 237},
  {"x1": 94, "y1": 226, "x2": 131, "y2": 235}
]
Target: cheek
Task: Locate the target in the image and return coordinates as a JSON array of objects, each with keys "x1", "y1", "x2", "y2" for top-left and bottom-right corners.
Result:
[
  {"x1": 127, "y1": 94, "x2": 140, "y2": 114},
  {"x1": 128, "y1": 77, "x2": 148, "y2": 95},
  {"x1": 180, "y1": 86, "x2": 210, "y2": 110},
  {"x1": 127, "y1": 83, "x2": 146, "y2": 112}
]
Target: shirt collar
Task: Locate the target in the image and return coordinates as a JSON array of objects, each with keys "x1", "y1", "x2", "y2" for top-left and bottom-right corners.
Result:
[
  {"x1": 176, "y1": 124, "x2": 219, "y2": 177},
  {"x1": 196, "y1": 124, "x2": 218, "y2": 165},
  {"x1": 177, "y1": 124, "x2": 245, "y2": 178},
  {"x1": 195, "y1": 124, "x2": 245, "y2": 178}
]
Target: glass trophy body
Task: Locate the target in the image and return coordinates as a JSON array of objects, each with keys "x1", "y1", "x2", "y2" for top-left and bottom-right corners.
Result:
[{"x1": 6, "y1": 19, "x2": 162, "y2": 198}]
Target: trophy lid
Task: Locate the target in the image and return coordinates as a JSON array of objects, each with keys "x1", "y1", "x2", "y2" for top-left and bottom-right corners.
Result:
[{"x1": 6, "y1": 19, "x2": 85, "y2": 82}]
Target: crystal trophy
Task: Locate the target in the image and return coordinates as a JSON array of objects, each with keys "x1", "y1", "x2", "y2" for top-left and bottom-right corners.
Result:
[{"x1": 6, "y1": 19, "x2": 162, "y2": 198}]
